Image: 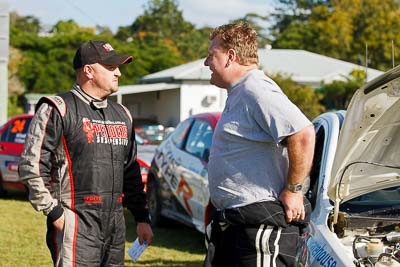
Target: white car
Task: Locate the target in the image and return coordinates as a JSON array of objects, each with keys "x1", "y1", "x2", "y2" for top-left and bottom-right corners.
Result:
[
  {"x1": 301, "y1": 66, "x2": 400, "y2": 266},
  {"x1": 147, "y1": 112, "x2": 219, "y2": 233}
]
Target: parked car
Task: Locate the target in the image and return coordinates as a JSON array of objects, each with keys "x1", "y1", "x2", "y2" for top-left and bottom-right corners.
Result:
[
  {"x1": 147, "y1": 112, "x2": 219, "y2": 232},
  {"x1": 299, "y1": 66, "x2": 400, "y2": 266},
  {"x1": 0, "y1": 114, "x2": 153, "y2": 196},
  {"x1": 0, "y1": 114, "x2": 33, "y2": 195},
  {"x1": 134, "y1": 118, "x2": 165, "y2": 145},
  {"x1": 136, "y1": 134, "x2": 157, "y2": 192}
]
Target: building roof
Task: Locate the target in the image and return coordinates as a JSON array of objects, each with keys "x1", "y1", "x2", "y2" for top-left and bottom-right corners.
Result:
[
  {"x1": 139, "y1": 58, "x2": 210, "y2": 83},
  {"x1": 139, "y1": 49, "x2": 384, "y2": 86},
  {"x1": 259, "y1": 49, "x2": 383, "y2": 85}
]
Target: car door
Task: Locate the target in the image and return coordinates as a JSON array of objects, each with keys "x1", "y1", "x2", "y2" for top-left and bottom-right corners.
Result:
[
  {"x1": 177, "y1": 118, "x2": 213, "y2": 232},
  {"x1": 153, "y1": 118, "x2": 195, "y2": 224}
]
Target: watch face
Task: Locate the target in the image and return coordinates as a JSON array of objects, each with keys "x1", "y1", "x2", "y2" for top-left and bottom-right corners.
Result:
[{"x1": 288, "y1": 183, "x2": 303, "y2": 192}]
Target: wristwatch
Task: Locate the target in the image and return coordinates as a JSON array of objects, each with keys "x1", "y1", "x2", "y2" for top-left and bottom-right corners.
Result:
[{"x1": 286, "y1": 183, "x2": 303, "y2": 193}]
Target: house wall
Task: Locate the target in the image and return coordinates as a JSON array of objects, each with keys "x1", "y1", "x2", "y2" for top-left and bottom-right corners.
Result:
[
  {"x1": 110, "y1": 89, "x2": 181, "y2": 127},
  {"x1": 155, "y1": 89, "x2": 180, "y2": 127},
  {"x1": 109, "y1": 84, "x2": 227, "y2": 128},
  {"x1": 180, "y1": 84, "x2": 227, "y2": 121}
]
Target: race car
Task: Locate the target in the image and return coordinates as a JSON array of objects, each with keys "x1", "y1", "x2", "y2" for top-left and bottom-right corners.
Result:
[
  {"x1": 134, "y1": 118, "x2": 165, "y2": 145},
  {"x1": 135, "y1": 134, "x2": 158, "y2": 192},
  {"x1": 147, "y1": 112, "x2": 219, "y2": 233},
  {"x1": 300, "y1": 65, "x2": 400, "y2": 266},
  {"x1": 0, "y1": 114, "x2": 33, "y2": 195}
]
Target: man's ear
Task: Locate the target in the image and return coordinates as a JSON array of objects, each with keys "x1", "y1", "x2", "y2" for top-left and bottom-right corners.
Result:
[
  {"x1": 83, "y1": 64, "x2": 94, "y2": 79},
  {"x1": 226, "y1": 48, "x2": 237, "y2": 67}
]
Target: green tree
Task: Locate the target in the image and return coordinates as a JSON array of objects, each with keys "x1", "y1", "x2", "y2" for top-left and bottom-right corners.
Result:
[
  {"x1": 271, "y1": 0, "x2": 400, "y2": 70},
  {"x1": 272, "y1": 0, "x2": 330, "y2": 40},
  {"x1": 231, "y1": 13, "x2": 271, "y2": 48},
  {"x1": 270, "y1": 73, "x2": 326, "y2": 119},
  {"x1": 8, "y1": 47, "x2": 25, "y2": 117},
  {"x1": 113, "y1": 36, "x2": 184, "y2": 85},
  {"x1": 12, "y1": 19, "x2": 97, "y2": 95},
  {"x1": 9, "y1": 12, "x2": 41, "y2": 34},
  {"x1": 319, "y1": 69, "x2": 366, "y2": 110},
  {"x1": 131, "y1": 0, "x2": 194, "y2": 39},
  {"x1": 9, "y1": 11, "x2": 189, "y2": 104},
  {"x1": 116, "y1": 0, "x2": 210, "y2": 61}
]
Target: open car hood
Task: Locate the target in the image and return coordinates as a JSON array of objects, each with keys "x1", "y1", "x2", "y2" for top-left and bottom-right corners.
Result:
[{"x1": 328, "y1": 66, "x2": 400, "y2": 205}]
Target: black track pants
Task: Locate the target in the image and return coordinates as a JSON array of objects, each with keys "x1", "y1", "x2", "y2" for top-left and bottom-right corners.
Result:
[
  {"x1": 207, "y1": 222, "x2": 300, "y2": 267},
  {"x1": 204, "y1": 199, "x2": 311, "y2": 267}
]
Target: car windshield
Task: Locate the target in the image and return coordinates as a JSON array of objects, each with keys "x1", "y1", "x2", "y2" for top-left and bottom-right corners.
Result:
[{"x1": 340, "y1": 186, "x2": 400, "y2": 215}]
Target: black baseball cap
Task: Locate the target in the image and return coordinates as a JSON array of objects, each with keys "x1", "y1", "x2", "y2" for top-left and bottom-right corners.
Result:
[{"x1": 73, "y1": 40, "x2": 133, "y2": 69}]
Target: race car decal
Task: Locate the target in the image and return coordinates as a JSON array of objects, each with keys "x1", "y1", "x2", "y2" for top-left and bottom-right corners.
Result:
[
  {"x1": 177, "y1": 176, "x2": 193, "y2": 215},
  {"x1": 9, "y1": 119, "x2": 29, "y2": 144},
  {"x1": 10, "y1": 119, "x2": 27, "y2": 134},
  {"x1": 156, "y1": 151, "x2": 177, "y2": 189},
  {"x1": 13, "y1": 133, "x2": 27, "y2": 144},
  {"x1": 155, "y1": 150, "x2": 194, "y2": 215},
  {"x1": 3, "y1": 161, "x2": 19, "y2": 182},
  {"x1": 307, "y1": 238, "x2": 337, "y2": 267},
  {"x1": 6, "y1": 161, "x2": 19, "y2": 173}
]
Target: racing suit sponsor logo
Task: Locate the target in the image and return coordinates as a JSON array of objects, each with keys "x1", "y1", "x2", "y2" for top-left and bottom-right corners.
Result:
[
  {"x1": 307, "y1": 238, "x2": 337, "y2": 267},
  {"x1": 82, "y1": 117, "x2": 128, "y2": 145},
  {"x1": 53, "y1": 96, "x2": 64, "y2": 106},
  {"x1": 83, "y1": 118, "x2": 95, "y2": 143},
  {"x1": 84, "y1": 195, "x2": 103, "y2": 203}
]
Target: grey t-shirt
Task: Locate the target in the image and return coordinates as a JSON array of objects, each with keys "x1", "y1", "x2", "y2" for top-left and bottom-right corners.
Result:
[{"x1": 208, "y1": 69, "x2": 312, "y2": 209}]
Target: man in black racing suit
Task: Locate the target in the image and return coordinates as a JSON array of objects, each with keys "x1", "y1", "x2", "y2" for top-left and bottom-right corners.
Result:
[{"x1": 19, "y1": 40, "x2": 153, "y2": 266}]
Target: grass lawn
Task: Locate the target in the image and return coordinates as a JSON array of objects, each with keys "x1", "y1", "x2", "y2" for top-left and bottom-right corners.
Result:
[{"x1": 0, "y1": 191, "x2": 205, "y2": 267}]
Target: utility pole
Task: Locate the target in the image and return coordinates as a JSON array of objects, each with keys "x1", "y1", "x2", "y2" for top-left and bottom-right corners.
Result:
[
  {"x1": 0, "y1": 1, "x2": 9, "y2": 124},
  {"x1": 392, "y1": 40, "x2": 395, "y2": 68},
  {"x1": 365, "y1": 43, "x2": 368, "y2": 83}
]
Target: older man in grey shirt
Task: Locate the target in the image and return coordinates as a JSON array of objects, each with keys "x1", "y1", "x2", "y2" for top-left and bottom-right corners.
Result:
[
  {"x1": 204, "y1": 22, "x2": 315, "y2": 267},
  {"x1": 209, "y1": 68, "x2": 312, "y2": 210}
]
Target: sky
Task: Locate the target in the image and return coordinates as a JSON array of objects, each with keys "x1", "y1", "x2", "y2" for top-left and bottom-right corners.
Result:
[{"x1": 7, "y1": 0, "x2": 276, "y2": 32}]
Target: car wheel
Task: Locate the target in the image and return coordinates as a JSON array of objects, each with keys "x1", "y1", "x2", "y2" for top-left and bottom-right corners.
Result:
[
  {"x1": 0, "y1": 185, "x2": 5, "y2": 197},
  {"x1": 147, "y1": 180, "x2": 163, "y2": 227},
  {"x1": 0, "y1": 177, "x2": 7, "y2": 197}
]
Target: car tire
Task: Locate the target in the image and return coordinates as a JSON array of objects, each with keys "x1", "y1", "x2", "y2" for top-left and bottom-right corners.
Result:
[
  {"x1": 0, "y1": 176, "x2": 7, "y2": 197},
  {"x1": 0, "y1": 184, "x2": 6, "y2": 197},
  {"x1": 147, "y1": 179, "x2": 163, "y2": 227}
]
